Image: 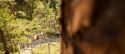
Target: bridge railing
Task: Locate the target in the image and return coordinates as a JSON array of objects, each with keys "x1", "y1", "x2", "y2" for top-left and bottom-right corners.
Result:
[{"x1": 17, "y1": 36, "x2": 60, "y2": 54}]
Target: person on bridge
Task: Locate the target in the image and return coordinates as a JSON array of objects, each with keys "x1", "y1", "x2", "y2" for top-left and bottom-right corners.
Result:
[
  {"x1": 33, "y1": 33, "x2": 40, "y2": 41},
  {"x1": 33, "y1": 33, "x2": 41, "y2": 45}
]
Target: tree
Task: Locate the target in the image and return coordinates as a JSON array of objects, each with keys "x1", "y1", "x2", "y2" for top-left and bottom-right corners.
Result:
[
  {"x1": 0, "y1": 28, "x2": 9, "y2": 54},
  {"x1": 0, "y1": 0, "x2": 59, "y2": 53},
  {"x1": 0, "y1": 2, "x2": 14, "y2": 53}
]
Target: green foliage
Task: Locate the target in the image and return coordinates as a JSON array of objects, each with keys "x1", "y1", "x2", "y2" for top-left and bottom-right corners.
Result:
[
  {"x1": 0, "y1": 0, "x2": 59, "y2": 53},
  {"x1": 33, "y1": 44, "x2": 60, "y2": 54}
]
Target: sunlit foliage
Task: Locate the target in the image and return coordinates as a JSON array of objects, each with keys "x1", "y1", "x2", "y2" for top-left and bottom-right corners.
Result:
[{"x1": 0, "y1": 0, "x2": 59, "y2": 53}]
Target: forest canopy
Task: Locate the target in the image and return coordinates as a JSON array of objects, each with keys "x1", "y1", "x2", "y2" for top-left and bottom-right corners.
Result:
[{"x1": 0, "y1": 0, "x2": 59, "y2": 53}]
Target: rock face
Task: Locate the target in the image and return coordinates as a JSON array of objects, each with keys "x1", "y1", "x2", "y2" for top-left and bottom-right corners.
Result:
[{"x1": 60, "y1": 0, "x2": 125, "y2": 54}]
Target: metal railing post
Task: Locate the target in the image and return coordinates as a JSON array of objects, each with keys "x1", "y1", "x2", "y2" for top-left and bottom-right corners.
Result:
[{"x1": 48, "y1": 41, "x2": 50, "y2": 54}]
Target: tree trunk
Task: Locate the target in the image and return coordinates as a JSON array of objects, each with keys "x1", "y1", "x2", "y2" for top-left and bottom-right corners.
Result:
[
  {"x1": 60, "y1": 0, "x2": 125, "y2": 54},
  {"x1": 7, "y1": 2, "x2": 16, "y2": 16},
  {"x1": 0, "y1": 28, "x2": 9, "y2": 54}
]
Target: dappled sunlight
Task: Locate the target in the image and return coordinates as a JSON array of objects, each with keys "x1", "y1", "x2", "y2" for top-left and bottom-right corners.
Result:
[{"x1": 0, "y1": 0, "x2": 60, "y2": 54}]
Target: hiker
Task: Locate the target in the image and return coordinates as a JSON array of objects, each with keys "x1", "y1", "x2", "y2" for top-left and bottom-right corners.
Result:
[{"x1": 33, "y1": 33, "x2": 40, "y2": 41}]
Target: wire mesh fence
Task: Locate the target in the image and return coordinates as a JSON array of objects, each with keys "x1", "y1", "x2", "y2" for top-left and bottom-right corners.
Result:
[{"x1": 17, "y1": 36, "x2": 60, "y2": 54}]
